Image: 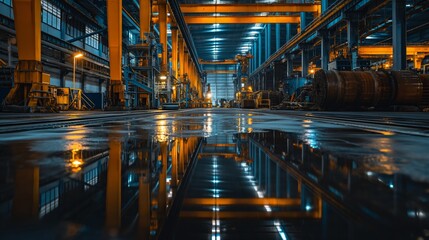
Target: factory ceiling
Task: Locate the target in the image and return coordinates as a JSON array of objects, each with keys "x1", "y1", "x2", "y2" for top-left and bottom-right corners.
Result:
[{"x1": 177, "y1": 0, "x2": 319, "y2": 64}]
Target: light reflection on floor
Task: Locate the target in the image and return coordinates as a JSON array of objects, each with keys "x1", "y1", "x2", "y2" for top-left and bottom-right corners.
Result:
[{"x1": 0, "y1": 109, "x2": 428, "y2": 239}]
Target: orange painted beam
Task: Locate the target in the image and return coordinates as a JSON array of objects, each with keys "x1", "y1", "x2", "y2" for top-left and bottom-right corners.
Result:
[
  {"x1": 358, "y1": 45, "x2": 429, "y2": 55},
  {"x1": 181, "y1": 3, "x2": 320, "y2": 13},
  {"x1": 184, "y1": 16, "x2": 300, "y2": 24}
]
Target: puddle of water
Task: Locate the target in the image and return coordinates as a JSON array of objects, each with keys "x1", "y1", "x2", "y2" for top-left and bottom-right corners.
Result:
[{"x1": 0, "y1": 110, "x2": 428, "y2": 239}]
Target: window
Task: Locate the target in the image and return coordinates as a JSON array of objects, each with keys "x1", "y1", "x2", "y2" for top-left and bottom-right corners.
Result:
[
  {"x1": 129, "y1": 31, "x2": 135, "y2": 45},
  {"x1": 66, "y1": 14, "x2": 84, "y2": 38},
  {"x1": 83, "y1": 167, "x2": 98, "y2": 190},
  {"x1": 85, "y1": 26, "x2": 99, "y2": 49},
  {"x1": 0, "y1": 0, "x2": 11, "y2": 6},
  {"x1": 42, "y1": 0, "x2": 61, "y2": 30},
  {"x1": 39, "y1": 186, "x2": 59, "y2": 218}
]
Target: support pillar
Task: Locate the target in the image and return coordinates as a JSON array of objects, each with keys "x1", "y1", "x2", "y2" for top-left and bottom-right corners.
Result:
[
  {"x1": 276, "y1": 24, "x2": 280, "y2": 50},
  {"x1": 287, "y1": 55, "x2": 293, "y2": 77},
  {"x1": 184, "y1": 53, "x2": 189, "y2": 78},
  {"x1": 392, "y1": 0, "x2": 406, "y2": 70},
  {"x1": 107, "y1": 0, "x2": 124, "y2": 108},
  {"x1": 138, "y1": 152, "x2": 151, "y2": 239},
  {"x1": 5, "y1": 0, "x2": 46, "y2": 109},
  {"x1": 258, "y1": 35, "x2": 262, "y2": 66},
  {"x1": 301, "y1": 44, "x2": 309, "y2": 77},
  {"x1": 171, "y1": 25, "x2": 179, "y2": 79},
  {"x1": 286, "y1": 24, "x2": 292, "y2": 43},
  {"x1": 321, "y1": 0, "x2": 329, "y2": 13},
  {"x1": 60, "y1": 69, "x2": 67, "y2": 88},
  {"x1": 319, "y1": 29, "x2": 330, "y2": 70},
  {"x1": 252, "y1": 41, "x2": 257, "y2": 72},
  {"x1": 178, "y1": 139, "x2": 184, "y2": 178},
  {"x1": 265, "y1": 24, "x2": 271, "y2": 60},
  {"x1": 171, "y1": 25, "x2": 179, "y2": 101},
  {"x1": 346, "y1": 12, "x2": 359, "y2": 70},
  {"x1": 178, "y1": 38, "x2": 185, "y2": 79},
  {"x1": 140, "y1": 0, "x2": 151, "y2": 42},
  {"x1": 106, "y1": 132, "x2": 122, "y2": 230},
  {"x1": 286, "y1": 173, "x2": 298, "y2": 198},
  {"x1": 158, "y1": 142, "x2": 168, "y2": 221},
  {"x1": 158, "y1": 0, "x2": 168, "y2": 74},
  {"x1": 12, "y1": 167, "x2": 39, "y2": 221}
]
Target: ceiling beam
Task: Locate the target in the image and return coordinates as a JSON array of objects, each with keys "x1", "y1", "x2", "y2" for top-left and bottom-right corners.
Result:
[
  {"x1": 180, "y1": 3, "x2": 320, "y2": 13},
  {"x1": 358, "y1": 45, "x2": 429, "y2": 55},
  {"x1": 184, "y1": 16, "x2": 300, "y2": 24}
]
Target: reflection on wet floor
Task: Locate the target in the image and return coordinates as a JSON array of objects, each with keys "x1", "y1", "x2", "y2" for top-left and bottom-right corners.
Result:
[
  {"x1": 0, "y1": 120, "x2": 202, "y2": 239},
  {"x1": 0, "y1": 110, "x2": 428, "y2": 239},
  {"x1": 172, "y1": 131, "x2": 429, "y2": 239}
]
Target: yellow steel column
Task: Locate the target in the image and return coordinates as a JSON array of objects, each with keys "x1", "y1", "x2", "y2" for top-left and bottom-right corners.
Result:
[
  {"x1": 140, "y1": 0, "x2": 151, "y2": 41},
  {"x1": 106, "y1": 133, "x2": 122, "y2": 230},
  {"x1": 107, "y1": 0, "x2": 125, "y2": 107},
  {"x1": 183, "y1": 138, "x2": 189, "y2": 168},
  {"x1": 171, "y1": 25, "x2": 179, "y2": 80},
  {"x1": 178, "y1": 138, "x2": 184, "y2": 179},
  {"x1": 6, "y1": 0, "x2": 45, "y2": 109},
  {"x1": 189, "y1": 59, "x2": 193, "y2": 92},
  {"x1": 158, "y1": 0, "x2": 168, "y2": 74},
  {"x1": 171, "y1": 140, "x2": 178, "y2": 189},
  {"x1": 138, "y1": 174, "x2": 150, "y2": 238},
  {"x1": 197, "y1": 80, "x2": 200, "y2": 100},
  {"x1": 190, "y1": 64, "x2": 195, "y2": 90},
  {"x1": 137, "y1": 150, "x2": 150, "y2": 239},
  {"x1": 178, "y1": 38, "x2": 185, "y2": 78},
  {"x1": 12, "y1": 0, "x2": 41, "y2": 60},
  {"x1": 171, "y1": 24, "x2": 179, "y2": 102},
  {"x1": 12, "y1": 167, "x2": 39, "y2": 221},
  {"x1": 184, "y1": 52, "x2": 189, "y2": 77},
  {"x1": 158, "y1": 142, "x2": 168, "y2": 221}
]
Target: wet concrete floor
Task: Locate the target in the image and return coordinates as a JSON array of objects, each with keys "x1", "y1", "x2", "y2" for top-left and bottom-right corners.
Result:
[{"x1": 0, "y1": 108, "x2": 428, "y2": 239}]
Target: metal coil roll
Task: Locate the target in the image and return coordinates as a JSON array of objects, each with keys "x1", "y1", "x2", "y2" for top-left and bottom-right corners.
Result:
[{"x1": 314, "y1": 69, "x2": 424, "y2": 110}]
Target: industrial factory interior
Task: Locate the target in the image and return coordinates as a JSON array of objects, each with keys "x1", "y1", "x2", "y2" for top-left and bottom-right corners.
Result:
[{"x1": 1, "y1": 0, "x2": 429, "y2": 239}]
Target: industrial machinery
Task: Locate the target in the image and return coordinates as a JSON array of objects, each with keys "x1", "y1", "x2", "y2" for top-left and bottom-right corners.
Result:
[
  {"x1": 235, "y1": 53, "x2": 256, "y2": 108},
  {"x1": 125, "y1": 33, "x2": 159, "y2": 109},
  {"x1": 254, "y1": 91, "x2": 271, "y2": 109},
  {"x1": 313, "y1": 69, "x2": 429, "y2": 110},
  {"x1": 203, "y1": 83, "x2": 212, "y2": 108}
]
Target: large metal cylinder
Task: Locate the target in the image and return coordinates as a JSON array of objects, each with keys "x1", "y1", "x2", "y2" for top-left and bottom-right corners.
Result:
[
  {"x1": 314, "y1": 70, "x2": 424, "y2": 110},
  {"x1": 390, "y1": 71, "x2": 423, "y2": 105}
]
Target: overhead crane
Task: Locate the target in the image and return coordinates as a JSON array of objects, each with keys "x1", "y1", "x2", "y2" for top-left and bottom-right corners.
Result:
[{"x1": 179, "y1": 3, "x2": 321, "y2": 14}]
